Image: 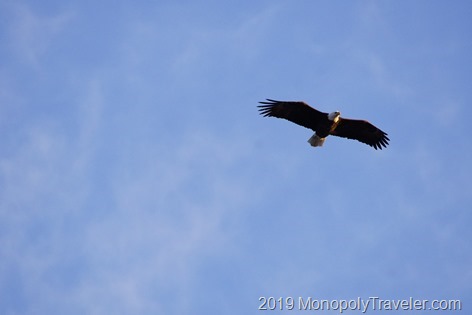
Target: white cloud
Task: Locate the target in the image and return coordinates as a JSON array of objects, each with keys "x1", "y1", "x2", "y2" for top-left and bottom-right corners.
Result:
[
  {"x1": 5, "y1": 3, "x2": 74, "y2": 66},
  {"x1": 64, "y1": 128, "x2": 256, "y2": 313},
  {"x1": 0, "y1": 93, "x2": 258, "y2": 312}
]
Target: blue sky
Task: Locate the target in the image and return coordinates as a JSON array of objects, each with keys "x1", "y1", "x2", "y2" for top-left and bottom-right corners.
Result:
[{"x1": 1, "y1": 0, "x2": 471, "y2": 314}]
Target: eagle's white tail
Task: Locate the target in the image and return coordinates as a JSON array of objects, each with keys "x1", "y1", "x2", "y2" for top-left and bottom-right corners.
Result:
[{"x1": 308, "y1": 134, "x2": 325, "y2": 147}]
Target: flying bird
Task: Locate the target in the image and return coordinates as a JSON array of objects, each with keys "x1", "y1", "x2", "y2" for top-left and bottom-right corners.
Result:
[{"x1": 258, "y1": 99, "x2": 389, "y2": 150}]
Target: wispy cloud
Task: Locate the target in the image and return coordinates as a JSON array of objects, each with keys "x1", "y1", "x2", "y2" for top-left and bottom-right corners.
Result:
[
  {"x1": 4, "y1": 3, "x2": 74, "y2": 67},
  {"x1": 0, "y1": 86, "x2": 258, "y2": 312}
]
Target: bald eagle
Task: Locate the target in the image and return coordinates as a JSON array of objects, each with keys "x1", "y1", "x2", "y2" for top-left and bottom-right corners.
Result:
[{"x1": 258, "y1": 99, "x2": 389, "y2": 150}]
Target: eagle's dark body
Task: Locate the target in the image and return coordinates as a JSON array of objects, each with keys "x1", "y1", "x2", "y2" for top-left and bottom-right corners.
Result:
[
  {"x1": 258, "y1": 99, "x2": 389, "y2": 150},
  {"x1": 314, "y1": 114, "x2": 340, "y2": 138}
]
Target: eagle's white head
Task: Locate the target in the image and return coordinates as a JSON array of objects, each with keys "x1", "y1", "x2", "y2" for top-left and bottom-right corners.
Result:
[{"x1": 328, "y1": 111, "x2": 341, "y2": 123}]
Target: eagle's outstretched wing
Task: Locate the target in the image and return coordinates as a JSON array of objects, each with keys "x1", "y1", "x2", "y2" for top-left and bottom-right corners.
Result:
[
  {"x1": 331, "y1": 118, "x2": 390, "y2": 150},
  {"x1": 257, "y1": 99, "x2": 327, "y2": 132}
]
